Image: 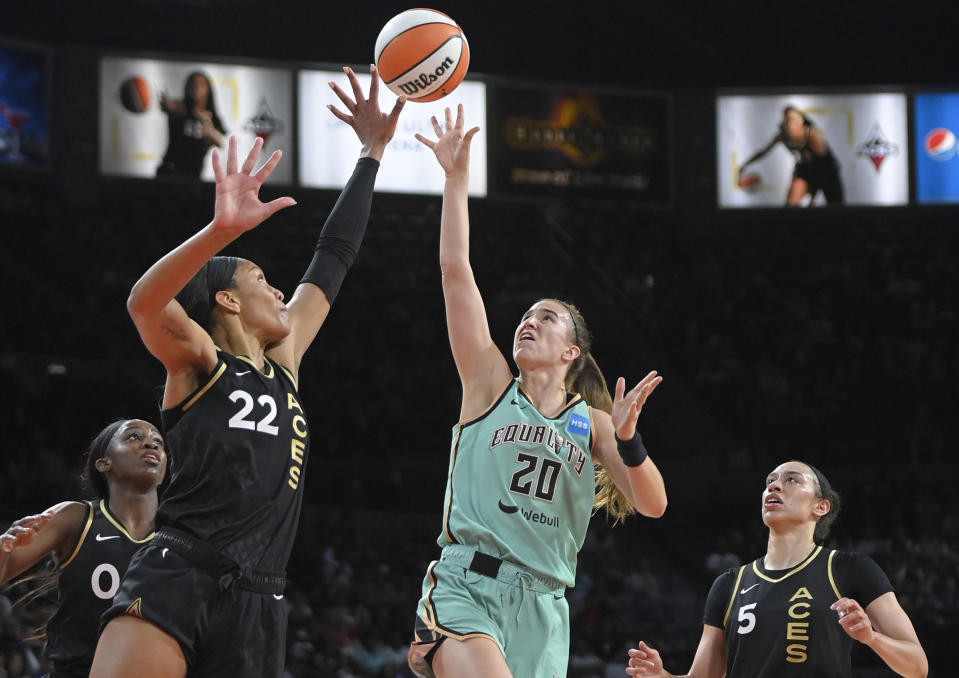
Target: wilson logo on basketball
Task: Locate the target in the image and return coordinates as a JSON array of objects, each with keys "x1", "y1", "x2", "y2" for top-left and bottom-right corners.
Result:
[
  {"x1": 375, "y1": 8, "x2": 469, "y2": 102},
  {"x1": 393, "y1": 56, "x2": 456, "y2": 96}
]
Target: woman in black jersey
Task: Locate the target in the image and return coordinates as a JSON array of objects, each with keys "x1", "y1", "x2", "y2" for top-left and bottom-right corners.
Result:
[
  {"x1": 739, "y1": 105, "x2": 844, "y2": 206},
  {"x1": 0, "y1": 419, "x2": 167, "y2": 678},
  {"x1": 156, "y1": 71, "x2": 227, "y2": 178},
  {"x1": 626, "y1": 460, "x2": 927, "y2": 678},
  {"x1": 90, "y1": 66, "x2": 405, "y2": 678}
]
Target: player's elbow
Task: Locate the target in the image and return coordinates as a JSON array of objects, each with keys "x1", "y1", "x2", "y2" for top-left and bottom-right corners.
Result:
[
  {"x1": 127, "y1": 290, "x2": 146, "y2": 321},
  {"x1": 637, "y1": 496, "x2": 667, "y2": 518},
  {"x1": 439, "y1": 254, "x2": 470, "y2": 278}
]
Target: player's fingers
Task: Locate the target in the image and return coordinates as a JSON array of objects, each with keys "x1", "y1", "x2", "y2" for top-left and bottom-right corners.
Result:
[
  {"x1": 638, "y1": 370, "x2": 659, "y2": 387},
  {"x1": 414, "y1": 133, "x2": 435, "y2": 150},
  {"x1": 387, "y1": 95, "x2": 407, "y2": 125},
  {"x1": 430, "y1": 115, "x2": 443, "y2": 137},
  {"x1": 262, "y1": 196, "x2": 297, "y2": 219},
  {"x1": 343, "y1": 66, "x2": 365, "y2": 103},
  {"x1": 444, "y1": 106, "x2": 453, "y2": 131},
  {"x1": 212, "y1": 147, "x2": 224, "y2": 183},
  {"x1": 638, "y1": 640, "x2": 658, "y2": 658},
  {"x1": 12, "y1": 514, "x2": 42, "y2": 529},
  {"x1": 241, "y1": 137, "x2": 264, "y2": 175},
  {"x1": 253, "y1": 149, "x2": 283, "y2": 183},
  {"x1": 367, "y1": 64, "x2": 380, "y2": 103},
  {"x1": 329, "y1": 81, "x2": 356, "y2": 112},
  {"x1": 614, "y1": 376, "x2": 626, "y2": 401},
  {"x1": 327, "y1": 105, "x2": 353, "y2": 127},
  {"x1": 226, "y1": 135, "x2": 238, "y2": 175},
  {"x1": 462, "y1": 126, "x2": 481, "y2": 150}
]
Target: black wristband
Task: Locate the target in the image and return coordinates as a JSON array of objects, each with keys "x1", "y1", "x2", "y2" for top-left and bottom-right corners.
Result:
[{"x1": 615, "y1": 431, "x2": 648, "y2": 467}]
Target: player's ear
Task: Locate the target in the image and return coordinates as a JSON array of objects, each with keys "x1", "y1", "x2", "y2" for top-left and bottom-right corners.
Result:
[{"x1": 214, "y1": 290, "x2": 240, "y2": 313}]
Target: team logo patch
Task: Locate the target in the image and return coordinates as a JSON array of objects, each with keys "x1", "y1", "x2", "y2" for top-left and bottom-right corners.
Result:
[
  {"x1": 125, "y1": 598, "x2": 143, "y2": 617},
  {"x1": 568, "y1": 413, "x2": 590, "y2": 436}
]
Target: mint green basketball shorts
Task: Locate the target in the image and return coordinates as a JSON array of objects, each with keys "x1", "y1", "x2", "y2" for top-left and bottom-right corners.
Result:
[{"x1": 409, "y1": 544, "x2": 570, "y2": 678}]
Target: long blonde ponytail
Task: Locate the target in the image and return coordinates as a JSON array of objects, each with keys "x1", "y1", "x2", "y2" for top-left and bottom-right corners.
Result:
[{"x1": 553, "y1": 300, "x2": 635, "y2": 524}]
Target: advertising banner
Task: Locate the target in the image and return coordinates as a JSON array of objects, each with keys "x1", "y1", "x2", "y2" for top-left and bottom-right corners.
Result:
[
  {"x1": 488, "y1": 84, "x2": 670, "y2": 202},
  {"x1": 914, "y1": 92, "x2": 959, "y2": 204}
]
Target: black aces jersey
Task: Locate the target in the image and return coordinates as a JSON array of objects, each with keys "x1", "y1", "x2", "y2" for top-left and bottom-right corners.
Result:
[
  {"x1": 45, "y1": 500, "x2": 154, "y2": 678},
  {"x1": 703, "y1": 546, "x2": 893, "y2": 678},
  {"x1": 158, "y1": 350, "x2": 309, "y2": 574}
]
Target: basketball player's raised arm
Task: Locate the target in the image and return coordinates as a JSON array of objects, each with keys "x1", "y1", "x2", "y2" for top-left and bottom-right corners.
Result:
[
  {"x1": 128, "y1": 136, "x2": 294, "y2": 377},
  {"x1": 415, "y1": 104, "x2": 511, "y2": 417},
  {"x1": 275, "y1": 66, "x2": 405, "y2": 374}
]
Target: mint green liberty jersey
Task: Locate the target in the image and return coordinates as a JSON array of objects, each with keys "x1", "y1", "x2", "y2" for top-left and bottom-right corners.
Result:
[{"x1": 438, "y1": 379, "x2": 595, "y2": 587}]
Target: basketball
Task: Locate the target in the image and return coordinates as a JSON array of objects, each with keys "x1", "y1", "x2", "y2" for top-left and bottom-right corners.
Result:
[
  {"x1": 738, "y1": 172, "x2": 761, "y2": 192},
  {"x1": 374, "y1": 8, "x2": 469, "y2": 103},
  {"x1": 119, "y1": 76, "x2": 151, "y2": 113}
]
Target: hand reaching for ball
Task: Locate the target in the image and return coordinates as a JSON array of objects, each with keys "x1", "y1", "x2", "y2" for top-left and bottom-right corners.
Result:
[{"x1": 414, "y1": 104, "x2": 480, "y2": 179}]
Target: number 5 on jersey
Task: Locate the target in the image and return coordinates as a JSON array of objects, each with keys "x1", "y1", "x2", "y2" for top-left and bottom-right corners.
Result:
[{"x1": 737, "y1": 602, "x2": 757, "y2": 634}]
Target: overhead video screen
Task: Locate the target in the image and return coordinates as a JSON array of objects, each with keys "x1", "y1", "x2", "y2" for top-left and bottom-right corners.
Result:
[
  {"x1": 717, "y1": 92, "x2": 908, "y2": 207},
  {"x1": 488, "y1": 84, "x2": 671, "y2": 202},
  {"x1": 0, "y1": 40, "x2": 51, "y2": 168},
  {"x1": 914, "y1": 92, "x2": 959, "y2": 204},
  {"x1": 100, "y1": 55, "x2": 294, "y2": 183},
  {"x1": 299, "y1": 68, "x2": 487, "y2": 196}
]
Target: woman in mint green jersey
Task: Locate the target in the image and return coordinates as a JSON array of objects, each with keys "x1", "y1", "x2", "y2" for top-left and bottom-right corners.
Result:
[{"x1": 406, "y1": 104, "x2": 669, "y2": 678}]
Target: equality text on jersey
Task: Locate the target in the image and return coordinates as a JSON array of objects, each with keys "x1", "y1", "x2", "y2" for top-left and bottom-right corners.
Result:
[{"x1": 488, "y1": 422, "x2": 589, "y2": 477}]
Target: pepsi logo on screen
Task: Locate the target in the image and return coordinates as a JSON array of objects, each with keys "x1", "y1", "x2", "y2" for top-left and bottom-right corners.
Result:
[{"x1": 924, "y1": 127, "x2": 956, "y2": 161}]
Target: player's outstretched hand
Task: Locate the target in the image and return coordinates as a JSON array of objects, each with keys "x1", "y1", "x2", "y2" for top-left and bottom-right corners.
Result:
[
  {"x1": 210, "y1": 135, "x2": 296, "y2": 237},
  {"x1": 328, "y1": 64, "x2": 406, "y2": 160},
  {"x1": 611, "y1": 372, "x2": 662, "y2": 441},
  {"x1": 415, "y1": 103, "x2": 479, "y2": 180}
]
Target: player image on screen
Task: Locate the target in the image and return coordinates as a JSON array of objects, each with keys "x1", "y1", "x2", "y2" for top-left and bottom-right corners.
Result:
[
  {"x1": 156, "y1": 71, "x2": 227, "y2": 178},
  {"x1": 739, "y1": 105, "x2": 843, "y2": 207}
]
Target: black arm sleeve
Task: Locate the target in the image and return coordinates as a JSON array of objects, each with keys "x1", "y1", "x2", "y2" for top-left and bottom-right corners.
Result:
[{"x1": 299, "y1": 156, "x2": 380, "y2": 304}]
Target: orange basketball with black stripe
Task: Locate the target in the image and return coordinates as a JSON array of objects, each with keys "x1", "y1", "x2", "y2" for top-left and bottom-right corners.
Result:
[
  {"x1": 374, "y1": 8, "x2": 469, "y2": 102},
  {"x1": 119, "y1": 76, "x2": 151, "y2": 113}
]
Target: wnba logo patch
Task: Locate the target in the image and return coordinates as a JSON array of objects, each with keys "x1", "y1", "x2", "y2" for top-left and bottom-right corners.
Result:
[
  {"x1": 924, "y1": 127, "x2": 957, "y2": 161},
  {"x1": 568, "y1": 413, "x2": 590, "y2": 436}
]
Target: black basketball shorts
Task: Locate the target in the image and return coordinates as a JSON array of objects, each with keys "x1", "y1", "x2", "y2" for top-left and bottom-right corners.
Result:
[{"x1": 102, "y1": 542, "x2": 289, "y2": 677}]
